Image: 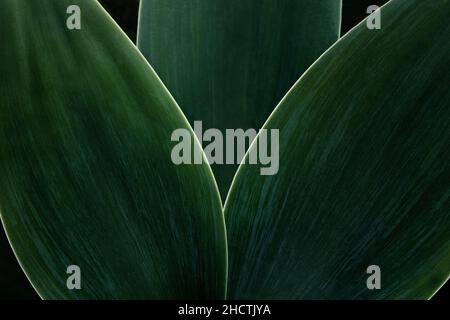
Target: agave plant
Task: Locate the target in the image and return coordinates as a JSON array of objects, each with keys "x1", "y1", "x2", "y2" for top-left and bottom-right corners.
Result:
[{"x1": 0, "y1": 0, "x2": 448, "y2": 300}]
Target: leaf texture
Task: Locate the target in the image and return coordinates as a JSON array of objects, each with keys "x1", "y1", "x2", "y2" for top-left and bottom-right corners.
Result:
[
  {"x1": 138, "y1": 0, "x2": 342, "y2": 198},
  {"x1": 225, "y1": 0, "x2": 450, "y2": 299},
  {"x1": 0, "y1": 0, "x2": 226, "y2": 299}
]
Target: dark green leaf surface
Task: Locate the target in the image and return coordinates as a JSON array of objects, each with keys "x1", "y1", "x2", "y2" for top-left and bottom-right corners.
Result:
[
  {"x1": 0, "y1": 0, "x2": 226, "y2": 299},
  {"x1": 137, "y1": 0, "x2": 342, "y2": 198},
  {"x1": 225, "y1": 0, "x2": 450, "y2": 299}
]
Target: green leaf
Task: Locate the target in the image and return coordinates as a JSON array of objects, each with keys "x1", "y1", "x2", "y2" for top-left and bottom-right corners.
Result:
[
  {"x1": 0, "y1": 0, "x2": 226, "y2": 299},
  {"x1": 137, "y1": 0, "x2": 342, "y2": 198},
  {"x1": 225, "y1": 0, "x2": 450, "y2": 299}
]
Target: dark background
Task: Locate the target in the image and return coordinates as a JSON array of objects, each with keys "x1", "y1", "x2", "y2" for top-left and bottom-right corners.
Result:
[
  {"x1": 97, "y1": 0, "x2": 392, "y2": 43},
  {"x1": 1, "y1": 0, "x2": 447, "y2": 301}
]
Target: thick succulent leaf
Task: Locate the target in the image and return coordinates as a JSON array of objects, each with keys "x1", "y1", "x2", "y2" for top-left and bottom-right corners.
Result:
[
  {"x1": 137, "y1": 0, "x2": 342, "y2": 198},
  {"x1": 0, "y1": 0, "x2": 226, "y2": 299},
  {"x1": 225, "y1": 0, "x2": 450, "y2": 299}
]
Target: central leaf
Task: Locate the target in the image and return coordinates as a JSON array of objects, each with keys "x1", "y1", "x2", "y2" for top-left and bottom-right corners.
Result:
[
  {"x1": 0, "y1": 0, "x2": 226, "y2": 299},
  {"x1": 138, "y1": 0, "x2": 342, "y2": 198}
]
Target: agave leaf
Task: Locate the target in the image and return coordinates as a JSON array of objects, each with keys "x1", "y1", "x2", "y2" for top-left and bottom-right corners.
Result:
[
  {"x1": 225, "y1": 0, "x2": 450, "y2": 299},
  {"x1": 0, "y1": 0, "x2": 226, "y2": 299},
  {"x1": 137, "y1": 0, "x2": 342, "y2": 198}
]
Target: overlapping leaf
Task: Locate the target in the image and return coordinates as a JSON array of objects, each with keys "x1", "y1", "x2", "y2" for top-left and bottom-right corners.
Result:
[
  {"x1": 0, "y1": 0, "x2": 226, "y2": 299},
  {"x1": 225, "y1": 0, "x2": 450, "y2": 299}
]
